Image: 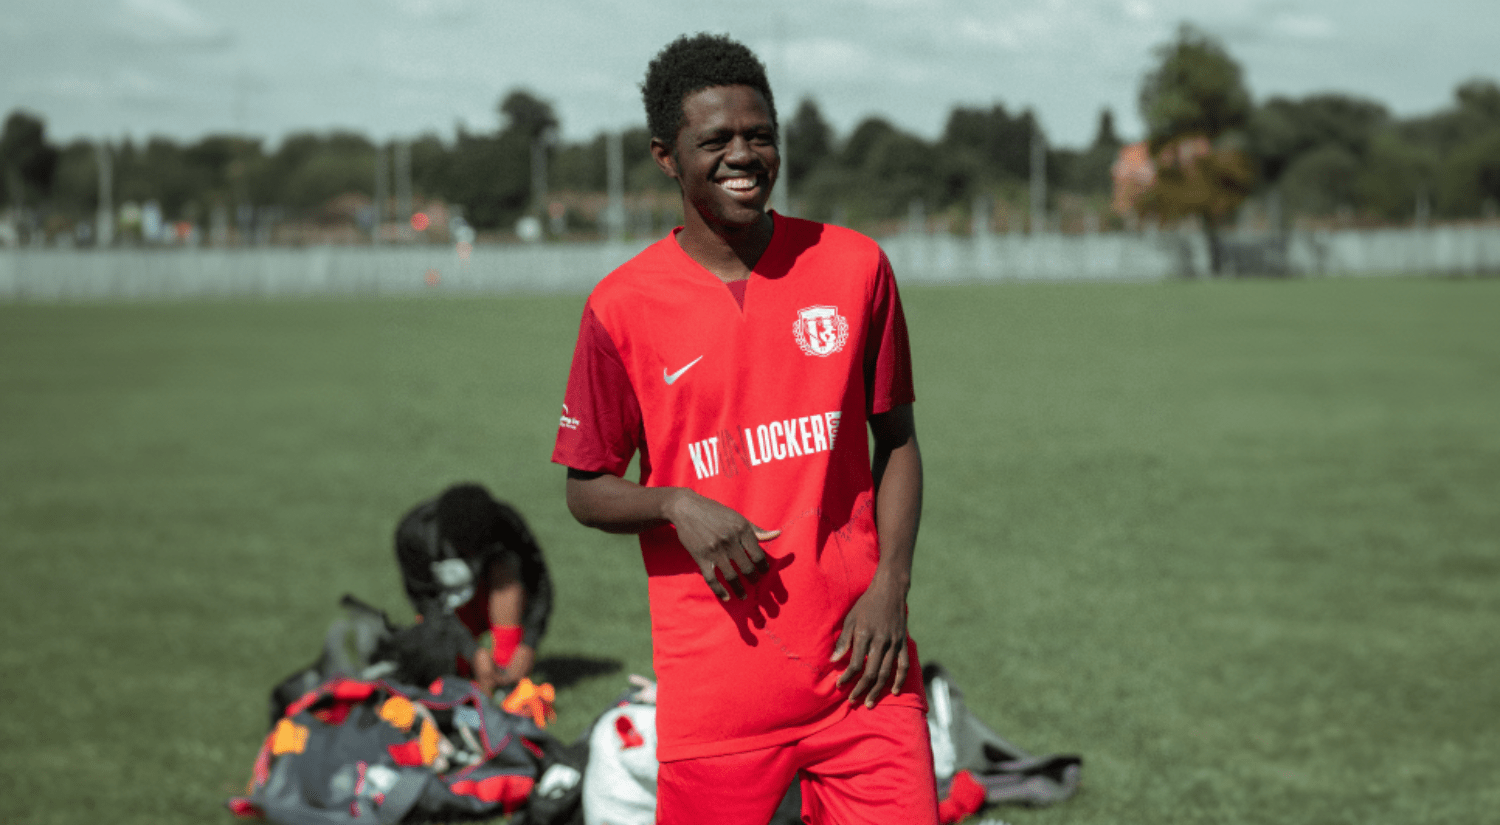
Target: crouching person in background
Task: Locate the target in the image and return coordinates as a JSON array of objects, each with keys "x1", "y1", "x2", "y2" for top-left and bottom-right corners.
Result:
[{"x1": 395, "y1": 482, "x2": 553, "y2": 695}]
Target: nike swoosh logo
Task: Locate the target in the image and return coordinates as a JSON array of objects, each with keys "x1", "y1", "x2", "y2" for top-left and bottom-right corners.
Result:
[{"x1": 663, "y1": 356, "x2": 704, "y2": 385}]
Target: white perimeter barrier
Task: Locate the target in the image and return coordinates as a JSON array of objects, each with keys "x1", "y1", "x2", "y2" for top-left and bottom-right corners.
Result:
[{"x1": 2, "y1": 227, "x2": 1497, "y2": 302}]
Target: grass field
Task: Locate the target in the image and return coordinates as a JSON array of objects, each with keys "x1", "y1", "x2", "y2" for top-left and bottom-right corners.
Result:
[{"x1": 1, "y1": 275, "x2": 1497, "y2": 825}]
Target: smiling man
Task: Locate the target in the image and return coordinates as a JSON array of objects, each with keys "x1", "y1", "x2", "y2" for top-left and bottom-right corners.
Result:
[{"x1": 552, "y1": 33, "x2": 938, "y2": 825}]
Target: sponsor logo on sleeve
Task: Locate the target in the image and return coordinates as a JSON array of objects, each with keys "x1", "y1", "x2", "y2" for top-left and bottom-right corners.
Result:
[{"x1": 559, "y1": 404, "x2": 580, "y2": 431}]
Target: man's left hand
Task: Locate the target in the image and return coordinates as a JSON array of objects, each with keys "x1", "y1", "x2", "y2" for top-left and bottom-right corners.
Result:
[{"x1": 831, "y1": 578, "x2": 909, "y2": 708}]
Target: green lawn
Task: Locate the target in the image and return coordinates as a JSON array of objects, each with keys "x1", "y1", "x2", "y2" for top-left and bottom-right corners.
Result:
[{"x1": 1, "y1": 275, "x2": 1496, "y2": 824}]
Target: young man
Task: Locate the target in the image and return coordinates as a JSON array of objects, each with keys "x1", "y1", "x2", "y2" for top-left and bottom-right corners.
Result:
[
  {"x1": 394, "y1": 482, "x2": 553, "y2": 694},
  {"x1": 552, "y1": 33, "x2": 939, "y2": 824}
]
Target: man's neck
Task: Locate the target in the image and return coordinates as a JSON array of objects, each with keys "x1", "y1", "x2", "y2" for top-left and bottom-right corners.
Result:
[{"x1": 676, "y1": 210, "x2": 775, "y2": 283}]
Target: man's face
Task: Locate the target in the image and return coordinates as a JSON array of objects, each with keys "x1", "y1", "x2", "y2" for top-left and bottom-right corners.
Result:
[{"x1": 655, "y1": 84, "x2": 779, "y2": 231}]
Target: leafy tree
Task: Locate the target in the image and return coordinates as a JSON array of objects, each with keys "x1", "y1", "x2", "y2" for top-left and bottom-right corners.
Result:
[
  {"x1": 1354, "y1": 130, "x2": 1437, "y2": 221},
  {"x1": 1138, "y1": 138, "x2": 1254, "y2": 267},
  {"x1": 186, "y1": 134, "x2": 264, "y2": 216},
  {"x1": 477, "y1": 89, "x2": 560, "y2": 227},
  {"x1": 867, "y1": 130, "x2": 940, "y2": 212},
  {"x1": 258, "y1": 131, "x2": 371, "y2": 217},
  {"x1": 50, "y1": 140, "x2": 101, "y2": 219},
  {"x1": 499, "y1": 89, "x2": 558, "y2": 142},
  {"x1": 621, "y1": 126, "x2": 674, "y2": 195},
  {"x1": 408, "y1": 133, "x2": 452, "y2": 202},
  {"x1": 1, "y1": 110, "x2": 61, "y2": 218},
  {"x1": 1092, "y1": 108, "x2": 1122, "y2": 151},
  {"x1": 447, "y1": 127, "x2": 530, "y2": 230},
  {"x1": 1139, "y1": 24, "x2": 1252, "y2": 150},
  {"x1": 819, "y1": 117, "x2": 943, "y2": 223},
  {"x1": 786, "y1": 98, "x2": 833, "y2": 184},
  {"x1": 1456, "y1": 78, "x2": 1500, "y2": 120},
  {"x1": 552, "y1": 132, "x2": 608, "y2": 192},
  {"x1": 841, "y1": 117, "x2": 900, "y2": 171},
  {"x1": 1422, "y1": 79, "x2": 1500, "y2": 216},
  {"x1": 1250, "y1": 94, "x2": 1389, "y2": 186},
  {"x1": 941, "y1": 104, "x2": 1036, "y2": 181},
  {"x1": 1279, "y1": 144, "x2": 1362, "y2": 217},
  {"x1": 1137, "y1": 23, "x2": 1254, "y2": 273},
  {"x1": 1060, "y1": 108, "x2": 1124, "y2": 194},
  {"x1": 1438, "y1": 127, "x2": 1500, "y2": 215}
]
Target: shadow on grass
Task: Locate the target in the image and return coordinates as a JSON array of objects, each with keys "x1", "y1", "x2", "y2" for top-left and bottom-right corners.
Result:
[{"x1": 534, "y1": 654, "x2": 623, "y2": 689}]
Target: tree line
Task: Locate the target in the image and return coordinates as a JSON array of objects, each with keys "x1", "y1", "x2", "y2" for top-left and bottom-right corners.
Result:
[{"x1": 2, "y1": 24, "x2": 1498, "y2": 248}]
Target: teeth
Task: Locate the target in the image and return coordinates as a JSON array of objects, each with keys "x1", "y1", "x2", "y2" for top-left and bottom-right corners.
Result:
[{"x1": 720, "y1": 178, "x2": 756, "y2": 192}]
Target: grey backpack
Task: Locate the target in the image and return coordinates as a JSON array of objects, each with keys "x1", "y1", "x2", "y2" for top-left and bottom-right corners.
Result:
[{"x1": 924, "y1": 662, "x2": 1083, "y2": 807}]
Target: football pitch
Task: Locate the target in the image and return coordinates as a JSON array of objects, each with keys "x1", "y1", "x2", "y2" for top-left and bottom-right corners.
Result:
[{"x1": 1, "y1": 274, "x2": 1496, "y2": 824}]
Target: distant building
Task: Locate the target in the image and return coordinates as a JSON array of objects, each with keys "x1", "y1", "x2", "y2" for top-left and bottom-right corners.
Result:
[{"x1": 1111, "y1": 136, "x2": 1212, "y2": 217}]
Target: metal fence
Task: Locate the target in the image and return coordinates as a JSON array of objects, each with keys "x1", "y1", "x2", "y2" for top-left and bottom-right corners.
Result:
[{"x1": 3, "y1": 226, "x2": 1497, "y2": 302}]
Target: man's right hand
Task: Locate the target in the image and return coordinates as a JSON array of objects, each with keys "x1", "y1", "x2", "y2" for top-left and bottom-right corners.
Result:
[
  {"x1": 565, "y1": 471, "x2": 778, "y2": 600},
  {"x1": 663, "y1": 489, "x2": 778, "y2": 601}
]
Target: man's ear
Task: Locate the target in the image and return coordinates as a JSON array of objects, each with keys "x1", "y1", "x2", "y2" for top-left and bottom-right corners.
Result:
[{"x1": 650, "y1": 137, "x2": 678, "y2": 179}]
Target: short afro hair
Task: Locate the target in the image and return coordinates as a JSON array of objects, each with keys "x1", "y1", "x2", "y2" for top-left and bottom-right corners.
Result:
[
  {"x1": 642, "y1": 33, "x2": 777, "y2": 149},
  {"x1": 435, "y1": 482, "x2": 504, "y2": 559}
]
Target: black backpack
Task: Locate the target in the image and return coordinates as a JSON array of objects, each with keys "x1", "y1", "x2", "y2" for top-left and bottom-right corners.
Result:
[{"x1": 256, "y1": 594, "x2": 586, "y2": 825}]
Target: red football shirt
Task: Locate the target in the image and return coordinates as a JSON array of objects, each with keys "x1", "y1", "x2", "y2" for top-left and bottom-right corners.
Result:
[{"x1": 553, "y1": 214, "x2": 924, "y2": 760}]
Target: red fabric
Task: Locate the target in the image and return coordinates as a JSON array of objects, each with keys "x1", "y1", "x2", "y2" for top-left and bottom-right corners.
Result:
[
  {"x1": 250, "y1": 732, "x2": 274, "y2": 786},
  {"x1": 725, "y1": 277, "x2": 748, "y2": 309},
  {"x1": 329, "y1": 679, "x2": 376, "y2": 701},
  {"x1": 300, "y1": 678, "x2": 377, "y2": 724},
  {"x1": 490, "y1": 624, "x2": 523, "y2": 666},
  {"x1": 450, "y1": 774, "x2": 535, "y2": 812},
  {"x1": 937, "y1": 770, "x2": 986, "y2": 824},
  {"x1": 455, "y1": 589, "x2": 487, "y2": 637},
  {"x1": 387, "y1": 740, "x2": 426, "y2": 767},
  {"x1": 656, "y1": 704, "x2": 937, "y2": 825},
  {"x1": 615, "y1": 714, "x2": 646, "y2": 749},
  {"x1": 553, "y1": 215, "x2": 922, "y2": 761},
  {"x1": 227, "y1": 797, "x2": 261, "y2": 818},
  {"x1": 553, "y1": 304, "x2": 642, "y2": 478}
]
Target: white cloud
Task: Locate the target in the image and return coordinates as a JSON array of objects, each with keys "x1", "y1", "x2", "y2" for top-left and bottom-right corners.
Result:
[
  {"x1": 955, "y1": 16, "x2": 1025, "y2": 50},
  {"x1": 387, "y1": 0, "x2": 474, "y2": 24},
  {"x1": 1121, "y1": 0, "x2": 1155, "y2": 21},
  {"x1": 787, "y1": 37, "x2": 877, "y2": 81},
  {"x1": 1270, "y1": 12, "x2": 1336, "y2": 40},
  {"x1": 116, "y1": 0, "x2": 231, "y2": 46}
]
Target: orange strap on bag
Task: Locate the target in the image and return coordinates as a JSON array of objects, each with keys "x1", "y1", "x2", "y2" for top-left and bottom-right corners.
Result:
[{"x1": 501, "y1": 678, "x2": 556, "y2": 727}]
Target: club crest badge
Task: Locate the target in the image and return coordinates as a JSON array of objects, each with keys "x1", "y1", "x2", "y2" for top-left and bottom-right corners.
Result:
[{"x1": 793, "y1": 305, "x2": 849, "y2": 357}]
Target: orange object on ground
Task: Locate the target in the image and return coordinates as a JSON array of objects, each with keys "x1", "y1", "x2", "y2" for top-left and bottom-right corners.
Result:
[{"x1": 501, "y1": 678, "x2": 557, "y2": 727}]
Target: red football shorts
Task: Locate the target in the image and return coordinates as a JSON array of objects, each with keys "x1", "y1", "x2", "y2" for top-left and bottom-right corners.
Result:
[{"x1": 655, "y1": 703, "x2": 939, "y2": 825}]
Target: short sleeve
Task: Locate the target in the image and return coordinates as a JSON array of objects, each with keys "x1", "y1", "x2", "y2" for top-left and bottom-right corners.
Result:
[
  {"x1": 864, "y1": 249, "x2": 916, "y2": 415},
  {"x1": 551, "y1": 303, "x2": 643, "y2": 476}
]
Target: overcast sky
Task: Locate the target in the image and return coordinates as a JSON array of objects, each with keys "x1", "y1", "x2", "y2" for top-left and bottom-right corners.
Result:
[{"x1": 3, "y1": 0, "x2": 1496, "y2": 151}]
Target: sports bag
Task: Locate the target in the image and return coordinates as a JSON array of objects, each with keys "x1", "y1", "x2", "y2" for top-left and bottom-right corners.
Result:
[{"x1": 924, "y1": 662, "x2": 1083, "y2": 807}]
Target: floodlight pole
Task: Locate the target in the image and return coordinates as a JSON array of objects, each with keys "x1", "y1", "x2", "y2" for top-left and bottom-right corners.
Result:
[
  {"x1": 532, "y1": 126, "x2": 557, "y2": 235},
  {"x1": 95, "y1": 141, "x2": 114, "y2": 247},
  {"x1": 606, "y1": 129, "x2": 625, "y2": 243},
  {"x1": 771, "y1": 15, "x2": 790, "y2": 216},
  {"x1": 394, "y1": 140, "x2": 413, "y2": 241},
  {"x1": 373, "y1": 145, "x2": 388, "y2": 245},
  {"x1": 1030, "y1": 123, "x2": 1047, "y2": 235}
]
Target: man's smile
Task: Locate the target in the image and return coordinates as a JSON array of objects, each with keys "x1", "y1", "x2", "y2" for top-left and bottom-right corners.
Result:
[{"x1": 717, "y1": 175, "x2": 761, "y2": 194}]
